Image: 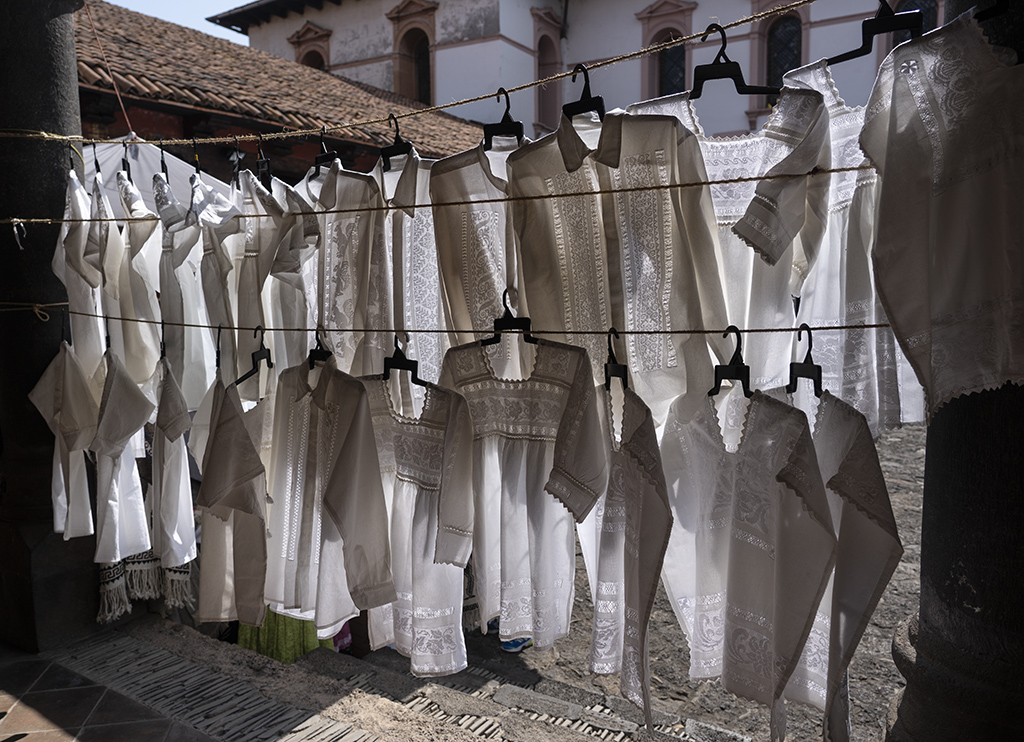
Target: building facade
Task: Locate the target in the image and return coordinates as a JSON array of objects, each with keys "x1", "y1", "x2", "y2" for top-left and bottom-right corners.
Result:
[{"x1": 210, "y1": 0, "x2": 944, "y2": 138}]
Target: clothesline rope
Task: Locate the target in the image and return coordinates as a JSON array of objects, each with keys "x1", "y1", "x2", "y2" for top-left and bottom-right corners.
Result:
[
  {"x1": 0, "y1": 302, "x2": 891, "y2": 336},
  {"x1": 83, "y1": 0, "x2": 134, "y2": 135},
  {"x1": 0, "y1": 164, "x2": 873, "y2": 227},
  {"x1": 0, "y1": 0, "x2": 821, "y2": 148}
]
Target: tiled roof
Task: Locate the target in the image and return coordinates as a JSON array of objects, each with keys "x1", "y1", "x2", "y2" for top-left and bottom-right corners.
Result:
[{"x1": 75, "y1": 1, "x2": 482, "y2": 159}]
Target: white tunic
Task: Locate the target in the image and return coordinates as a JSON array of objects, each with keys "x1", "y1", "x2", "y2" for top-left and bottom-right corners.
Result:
[
  {"x1": 659, "y1": 388, "x2": 836, "y2": 739},
  {"x1": 362, "y1": 377, "x2": 475, "y2": 676},
  {"x1": 152, "y1": 173, "x2": 215, "y2": 410},
  {"x1": 439, "y1": 338, "x2": 608, "y2": 650},
  {"x1": 148, "y1": 358, "x2": 197, "y2": 569},
  {"x1": 91, "y1": 351, "x2": 155, "y2": 564},
  {"x1": 430, "y1": 137, "x2": 525, "y2": 346},
  {"x1": 29, "y1": 342, "x2": 98, "y2": 538},
  {"x1": 782, "y1": 60, "x2": 921, "y2": 435},
  {"x1": 316, "y1": 162, "x2": 391, "y2": 376},
  {"x1": 577, "y1": 384, "x2": 672, "y2": 728},
  {"x1": 860, "y1": 11, "x2": 1024, "y2": 419},
  {"x1": 265, "y1": 359, "x2": 397, "y2": 637},
  {"x1": 375, "y1": 149, "x2": 448, "y2": 390},
  {"x1": 52, "y1": 170, "x2": 105, "y2": 379},
  {"x1": 115, "y1": 173, "x2": 163, "y2": 385},
  {"x1": 189, "y1": 175, "x2": 241, "y2": 384},
  {"x1": 507, "y1": 113, "x2": 728, "y2": 426},
  {"x1": 765, "y1": 389, "x2": 902, "y2": 742},
  {"x1": 629, "y1": 88, "x2": 830, "y2": 392},
  {"x1": 194, "y1": 381, "x2": 268, "y2": 627}
]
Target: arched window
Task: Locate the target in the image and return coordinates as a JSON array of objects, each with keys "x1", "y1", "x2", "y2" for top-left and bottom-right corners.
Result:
[
  {"x1": 766, "y1": 15, "x2": 802, "y2": 104},
  {"x1": 537, "y1": 33, "x2": 560, "y2": 133},
  {"x1": 893, "y1": 0, "x2": 939, "y2": 47},
  {"x1": 299, "y1": 49, "x2": 325, "y2": 70},
  {"x1": 655, "y1": 29, "x2": 686, "y2": 97},
  {"x1": 397, "y1": 28, "x2": 431, "y2": 104}
]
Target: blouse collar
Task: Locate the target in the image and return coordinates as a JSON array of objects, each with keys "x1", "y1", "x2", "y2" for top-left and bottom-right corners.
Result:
[{"x1": 555, "y1": 111, "x2": 626, "y2": 172}]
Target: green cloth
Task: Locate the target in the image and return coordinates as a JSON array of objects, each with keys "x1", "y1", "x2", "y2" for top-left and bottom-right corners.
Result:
[{"x1": 238, "y1": 607, "x2": 334, "y2": 664}]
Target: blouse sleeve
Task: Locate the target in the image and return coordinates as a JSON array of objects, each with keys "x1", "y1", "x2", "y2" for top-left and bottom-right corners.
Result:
[
  {"x1": 318, "y1": 380, "x2": 397, "y2": 615},
  {"x1": 433, "y1": 391, "x2": 475, "y2": 567},
  {"x1": 545, "y1": 349, "x2": 608, "y2": 522},
  {"x1": 733, "y1": 89, "x2": 830, "y2": 269}
]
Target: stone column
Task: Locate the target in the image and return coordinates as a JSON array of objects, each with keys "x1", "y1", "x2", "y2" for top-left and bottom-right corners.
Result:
[
  {"x1": 0, "y1": 0, "x2": 97, "y2": 653},
  {"x1": 885, "y1": 2, "x2": 1024, "y2": 739}
]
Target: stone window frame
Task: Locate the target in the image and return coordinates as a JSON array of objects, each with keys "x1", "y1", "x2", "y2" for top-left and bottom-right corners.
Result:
[
  {"x1": 636, "y1": 0, "x2": 698, "y2": 101},
  {"x1": 747, "y1": 0, "x2": 811, "y2": 129},
  {"x1": 287, "y1": 21, "x2": 332, "y2": 71},
  {"x1": 387, "y1": 0, "x2": 438, "y2": 104},
  {"x1": 532, "y1": 7, "x2": 563, "y2": 138}
]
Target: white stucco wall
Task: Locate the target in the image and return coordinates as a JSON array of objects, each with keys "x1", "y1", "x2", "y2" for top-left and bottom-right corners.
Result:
[{"x1": 240, "y1": 0, "x2": 904, "y2": 135}]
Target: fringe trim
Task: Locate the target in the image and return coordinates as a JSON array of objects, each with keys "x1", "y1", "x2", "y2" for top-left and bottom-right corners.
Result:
[
  {"x1": 162, "y1": 561, "x2": 195, "y2": 611},
  {"x1": 125, "y1": 549, "x2": 162, "y2": 600},
  {"x1": 97, "y1": 561, "x2": 130, "y2": 624}
]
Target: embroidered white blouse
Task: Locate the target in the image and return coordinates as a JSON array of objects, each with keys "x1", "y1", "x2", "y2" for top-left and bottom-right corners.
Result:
[
  {"x1": 362, "y1": 376, "x2": 475, "y2": 676},
  {"x1": 860, "y1": 11, "x2": 1024, "y2": 419},
  {"x1": 659, "y1": 387, "x2": 836, "y2": 739},
  {"x1": 439, "y1": 337, "x2": 608, "y2": 650},
  {"x1": 507, "y1": 112, "x2": 728, "y2": 426}
]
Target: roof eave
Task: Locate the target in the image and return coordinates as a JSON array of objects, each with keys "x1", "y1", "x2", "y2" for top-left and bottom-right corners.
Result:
[{"x1": 207, "y1": 0, "x2": 340, "y2": 35}]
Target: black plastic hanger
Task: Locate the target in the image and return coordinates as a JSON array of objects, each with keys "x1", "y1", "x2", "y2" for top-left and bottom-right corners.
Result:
[
  {"x1": 562, "y1": 63, "x2": 606, "y2": 121},
  {"x1": 159, "y1": 138, "x2": 168, "y2": 178},
  {"x1": 483, "y1": 87, "x2": 525, "y2": 150},
  {"x1": 192, "y1": 136, "x2": 201, "y2": 175},
  {"x1": 382, "y1": 333, "x2": 426, "y2": 386},
  {"x1": 308, "y1": 329, "x2": 332, "y2": 369},
  {"x1": 159, "y1": 319, "x2": 166, "y2": 361},
  {"x1": 215, "y1": 325, "x2": 222, "y2": 371},
  {"x1": 232, "y1": 136, "x2": 242, "y2": 186},
  {"x1": 380, "y1": 113, "x2": 414, "y2": 173},
  {"x1": 122, "y1": 141, "x2": 132, "y2": 182},
  {"x1": 481, "y1": 289, "x2": 538, "y2": 346},
  {"x1": 976, "y1": 0, "x2": 1008, "y2": 22},
  {"x1": 256, "y1": 133, "x2": 272, "y2": 189},
  {"x1": 68, "y1": 141, "x2": 76, "y2": 171},
  {"x1": 785, "y1": 323, "x2": 823, "y2": 396},
  {"x1": 604, "y1": 327, "x2": 628, "y2": 390},
  {"x1": 92, "y1": 141, "x2": 101, "y2": 178},
  {"x1": 314, "y1": 125, "x2": 338, "y2": 177},
  {"x1": 61, "y1": 307, "x2": 69, "y2": 345},
  {"x1": 708, "y1": 325, "x2": 753, "y2": 398},
  {"x1": 827, "y1": 2, "x2": 922, "y2": 65},
  {"x1": 690, "y1": 24, "x2": 780, "y2": 100},
  {"x1": 235, "y1": 325, "x2": 273, "y2": 385}
]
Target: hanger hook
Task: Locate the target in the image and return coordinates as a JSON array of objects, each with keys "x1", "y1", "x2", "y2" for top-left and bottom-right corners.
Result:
[
  {"x1": 253, "y1": 324, "x2": 265, "y2": 345},
  {"x1": 797, "y1": 322, "x2": 813, "y2": 362},
  {"x1": 159, "y1": 137, "x2": 168, "y2": 177},
  {"x1": 701, "y1": 23, "x2": 730, "y2": 64},
  {"x1": 724, "y1": 324, "x2": 743, "y2": 364},
  {"x1": 92, "y1": 141, "x2": 100, "y2": 175},
  {"x1": 607, "y1": 327, "x2": 620, "y2": 360},
  {"x1": 388, "y1": 113, "x2": 401, "y2": 142},
  {"x1": 257, "y1": 132, "x2": 265, "y2": 160},
  {"x1": 570, "y1": 63, "x2": 593, "y2": 98},
  {"x1": 496, "y1": 87, "x2": 512, "y2": 118},
  {"x1": 192, "y1": 136, "x2": 200, "y2": 174},
  {"x1": 60, "y1": 306, "x2": 67, "y2": 344},
  {"x1": 501, "y1": 288, "x2": 514, "y2": 315}
]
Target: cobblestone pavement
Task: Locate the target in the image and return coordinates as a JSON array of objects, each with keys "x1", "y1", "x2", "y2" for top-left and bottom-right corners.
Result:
[{"x1": 519, "y1": 424, "x2": 926, "y2": 742}]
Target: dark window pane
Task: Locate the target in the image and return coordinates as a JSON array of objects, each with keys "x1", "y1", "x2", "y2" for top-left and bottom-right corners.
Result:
[
  {"x1": 658, "y1": 41, "x2": 686, "y2": 96},
  {"x1": 415, "y1": 35, "x2": 430, "y2": 104},
  {"x1": 766, "y1": 15, "x2": 801, "y2": 105},
  {"x1": 893, "y1": 0, "x2": 938, "y2": 47}
]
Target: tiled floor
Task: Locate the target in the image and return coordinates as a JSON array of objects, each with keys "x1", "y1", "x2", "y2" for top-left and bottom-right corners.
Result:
[{"x1": 0, "y1": 655, "x2": 217, "y2": 742}]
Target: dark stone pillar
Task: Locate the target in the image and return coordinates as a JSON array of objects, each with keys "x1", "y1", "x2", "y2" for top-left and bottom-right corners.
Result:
[
  {"x1": 885, "y1": 3, "x2": 1024, "y2": 740},
  {"x1": 0, "y1": 0, "x2": 98, "y2": 653}
]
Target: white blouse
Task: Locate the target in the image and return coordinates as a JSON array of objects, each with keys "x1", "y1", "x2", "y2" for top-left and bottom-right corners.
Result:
[{"x1": 860, "y1": 10, "x2": 1024, "y2": 419}]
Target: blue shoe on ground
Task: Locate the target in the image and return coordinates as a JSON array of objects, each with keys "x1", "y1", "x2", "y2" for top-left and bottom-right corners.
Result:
[
  {"x1": 500, "y1": 636, "x2": 533, "y2": 653},
  {"x1": 486, "y1": 618, "x2": 500, "y2": 635}
]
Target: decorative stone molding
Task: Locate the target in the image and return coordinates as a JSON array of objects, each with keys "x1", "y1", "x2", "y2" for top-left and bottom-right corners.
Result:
[
  {"x1": 288, "y1": 21, "x2": 332, "y2": 70},
  {"x1": 636, "y1": 0, "x2": 698, "y2": 100},
  {"x1": 387, "y1": 0, "x2": 438, "y2": 103},
  {"x1": 533, "y1": 7, "x2": 563, "y2": 136}
]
